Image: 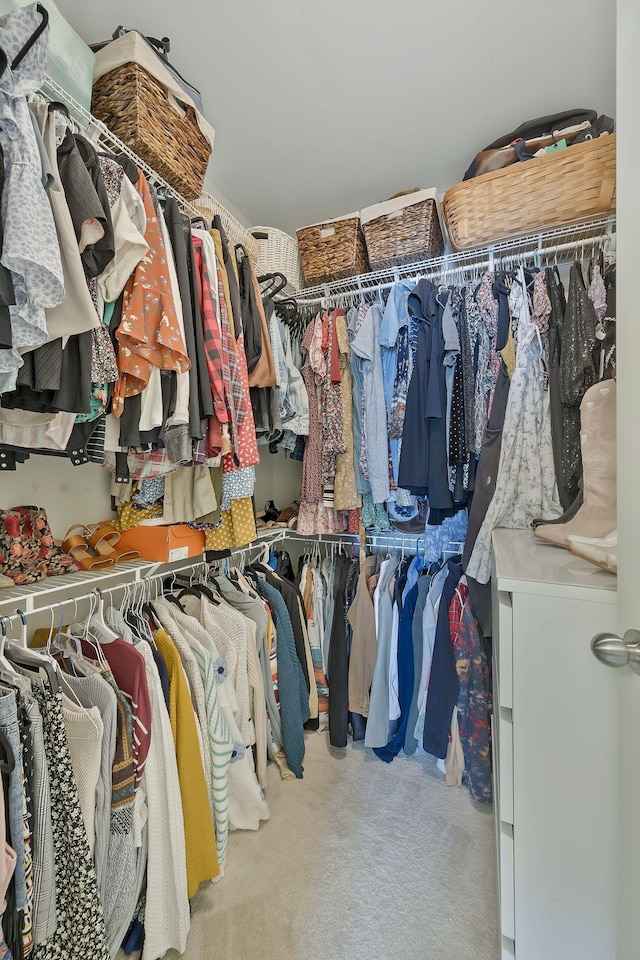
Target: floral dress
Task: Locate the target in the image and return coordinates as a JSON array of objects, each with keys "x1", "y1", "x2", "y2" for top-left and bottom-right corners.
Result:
[{"x1": 466, "y1": 266, "x2": 561, "y2": 584}]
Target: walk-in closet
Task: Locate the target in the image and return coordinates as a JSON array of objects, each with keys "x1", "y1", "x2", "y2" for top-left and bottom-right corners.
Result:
[{"x1": 0, "y1": 1, "x2": 636, "y2": 959}]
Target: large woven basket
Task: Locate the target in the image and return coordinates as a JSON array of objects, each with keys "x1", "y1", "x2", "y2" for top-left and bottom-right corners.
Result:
[
  {"x1": 361, "y1": 190, "x2": 444, "y2": 269},
  {"x1": 297, "y1": 214, "x2": 369, "y2": 286},
  {"x1": 92, "y1": 62, "x2": 212, "y2": 200},
  {"x1": 443, "y1": 135, "x2": 616, "y2": 251},
  {"x1": 251, "y1": 226, "x2": 303, "y2": 291}
]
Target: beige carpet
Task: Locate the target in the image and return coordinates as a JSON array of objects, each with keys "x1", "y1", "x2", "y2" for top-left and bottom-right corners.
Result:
[{"x1": 159, "y1": 733, "x2": 499, "y2": 960}]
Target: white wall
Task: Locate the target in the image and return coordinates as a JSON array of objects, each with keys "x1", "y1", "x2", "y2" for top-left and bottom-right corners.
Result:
[
  {"x1": 0, "y1": 450, "x2": 302, "y2": 541},
  {"x1": 0, "y1": 457, "x2": 112, "y2": 540},
  {"x1": 54, "y1": 0, "x2": 617, "y2": 234}
]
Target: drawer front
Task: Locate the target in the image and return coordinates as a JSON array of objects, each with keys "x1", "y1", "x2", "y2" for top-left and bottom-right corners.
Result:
[
  {"x1": 493, "y1": 589, "x2": 513, "y2": 708},
  {"x1": 499, "y1": 822, "x2": 515, "y2": 941},
  {"x1": 499, "y1": 707, "x2": 514, "y2": 825}
]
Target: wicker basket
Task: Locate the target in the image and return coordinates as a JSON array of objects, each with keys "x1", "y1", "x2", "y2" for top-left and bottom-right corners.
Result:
[
  {"x1": 251, "y1": 226, "x2": 303, "y2": 291},
  {"x1": 361, "y1": 189, "x2": 444, "y2": 269},
  {"x1": 297, "y1": 214, "x2": 369, "y2": 286},
  {"x1": 443, "y1": 135, "x2": 616, "y2": 251},
  {"x1": 92, "y1": 62, "x2": 212, "y2": 200}
]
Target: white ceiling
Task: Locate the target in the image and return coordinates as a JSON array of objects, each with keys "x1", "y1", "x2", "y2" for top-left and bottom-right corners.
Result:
[{"x1": 56, "y1": 0, "x2": 617, "y2": 235}]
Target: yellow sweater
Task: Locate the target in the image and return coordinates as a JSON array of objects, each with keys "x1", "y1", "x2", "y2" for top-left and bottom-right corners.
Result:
[{"x1": 155, "y1": 628, "x2": 219, "y2": 896}]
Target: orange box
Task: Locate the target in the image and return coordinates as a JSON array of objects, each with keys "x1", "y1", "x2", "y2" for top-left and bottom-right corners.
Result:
[{"x1": 116, "y1": 524, "x2": 205, "y2": 563}]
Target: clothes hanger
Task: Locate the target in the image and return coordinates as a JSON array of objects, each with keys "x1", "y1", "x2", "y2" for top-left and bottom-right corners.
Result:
[
  {"x1": 0, "y1": 726, "x2": 14, "y2": 775},
  {"x1": 11, "y1": 3, "x2": 49, "y2": 71},
  {"x1": 70, "y1": 594, "x2": 109, "y2": 669},
  {"x1": 258, "y1": 272, "x2": 288, "y2": 299},
  {"x1": 0, "y1": 48, "x2": 7, "y2": 81},
  {"x1": 90, "y1": 588, "x2": 119, "y2": 643},
  {"x1": 15, "y1": 609, "x2": 27, "y2": 649},
  {"x1": 0, "y1": 618, "x2": 21, "y2": 681}
]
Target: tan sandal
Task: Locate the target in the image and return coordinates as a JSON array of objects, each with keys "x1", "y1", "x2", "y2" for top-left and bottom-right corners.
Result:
[
  {"x1": 85, "y1": 522, "x2": 140, "y2": 564},
  {"x1": 61, "y1": 526, "x2": 114, "y2": 571}
]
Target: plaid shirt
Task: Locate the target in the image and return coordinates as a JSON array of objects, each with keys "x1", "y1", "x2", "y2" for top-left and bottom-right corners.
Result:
[
  {"x1": 216, "y1": 264, "x2": 247, "y2": 439},
  {"x1": 448, "y1": 579, "x2": 468, "y2": 644},
  {"x1": 192, "y1": 237, "x2": 228, "y2": 425}
]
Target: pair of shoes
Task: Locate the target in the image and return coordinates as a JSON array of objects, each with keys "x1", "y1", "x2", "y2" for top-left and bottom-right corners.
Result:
[
  {"x1": 256, "y1": 501, "x2": 300, "y2": 529},
  {"x1": 0, "y1": 506, "x2": 78, "y2": 585},
  {"x1": 61, "y1": 522, "x2": 140, "y2": 571},
  {"x1": 535, "y1": 380, "x2": 616, "y2": 566},
  {"x1": 391, "y1": 499, "x2": 428, "y2": 535}
]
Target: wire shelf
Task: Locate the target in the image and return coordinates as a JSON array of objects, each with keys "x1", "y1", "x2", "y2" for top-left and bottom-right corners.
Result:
[
  {"x1": 39, "y1": 75, "x2": 256, "y2": 254},
  {"x1": 293, "y1": 213, "x2": 617, "y2": 303}
]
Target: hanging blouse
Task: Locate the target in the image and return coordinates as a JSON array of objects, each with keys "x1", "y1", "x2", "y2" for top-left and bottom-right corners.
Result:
[
  {"x1": 111, "y1": 171, "x2": 190, "y2": 415},
  {"x1": 0, "y1": 7, "x2": 64, "y2": 383}
]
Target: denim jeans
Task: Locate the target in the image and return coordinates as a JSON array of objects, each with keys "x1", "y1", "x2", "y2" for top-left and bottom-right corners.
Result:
[{"x1": 0, "y1": 687, "x2": 25, "y2": 910}]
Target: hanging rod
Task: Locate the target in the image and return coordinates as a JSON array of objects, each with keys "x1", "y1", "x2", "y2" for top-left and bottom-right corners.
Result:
[
  {"x1": 292, "y1": 214, "x2": 616, "y2": 304},
  {"x1": 38, "y1": 74, "x2": 257, "y2": 254}
]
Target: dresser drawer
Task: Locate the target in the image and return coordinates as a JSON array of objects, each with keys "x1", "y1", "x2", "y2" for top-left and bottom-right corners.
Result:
[
  {"x1": 498, "y1": 707, "x2": 514, "y2": 825},
  {"x1": 493, "y1": 589, "x2": 513, "y2": 708},
  {"x1": 499, "y1": 822, "x2": 515, "y2": 941}
]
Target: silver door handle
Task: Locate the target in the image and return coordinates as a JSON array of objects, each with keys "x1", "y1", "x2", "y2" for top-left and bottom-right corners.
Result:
[{"x1": 591, "y1": 629, "x2": 640, "y2": 675}]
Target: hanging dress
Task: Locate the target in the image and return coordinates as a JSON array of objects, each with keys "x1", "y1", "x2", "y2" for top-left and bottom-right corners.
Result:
[{"x1": 466, "y1": 266, "x2": 561, "y2": 584}]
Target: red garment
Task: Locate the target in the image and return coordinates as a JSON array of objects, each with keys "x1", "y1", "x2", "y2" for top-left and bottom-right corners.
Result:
[
  {"x1": 82, "y1": 637, "x2": 151, "y2": 792},
  {"x1": 112, "y1": 172, "x2": 190, "y2": 416},
  {"x1": 223, "y1": 328, "x2": 259, "y2": 472},
  {"x1": 192, "y1": 237, "x2": 227, "y2": 426},
  {"x1": 448, "y1": 579, "x2": 468, "y2": 644},
  {"x1": 216, "y1": 265, "x2": 246, "y2": 446}
]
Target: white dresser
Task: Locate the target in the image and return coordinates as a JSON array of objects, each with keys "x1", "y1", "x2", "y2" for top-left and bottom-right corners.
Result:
[{"x1": 491, "y1": 529, "x2": 618, "y2": 960}]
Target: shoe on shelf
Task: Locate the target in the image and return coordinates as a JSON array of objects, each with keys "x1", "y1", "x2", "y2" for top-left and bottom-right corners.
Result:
[
  {"x1": 61, "y1": 525, "x2": 114, "y2": 572},
  {"x1": 85, "y1": 522, "x2": 141, "y2": 564},
  {"x1": 391, "y1": 499, "x2": 428, "y2": 535},
  {"x1": 535, "y1": 380, "x2": 616, "y2": 549},
  {"x1": 0, "y1": 506, "x2": 79, "y2": 584}
]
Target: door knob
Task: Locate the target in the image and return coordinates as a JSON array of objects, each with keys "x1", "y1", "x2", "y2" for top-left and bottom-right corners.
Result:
[{"x1": 591, "y1": 629, "x2": 640, "y2": 675}]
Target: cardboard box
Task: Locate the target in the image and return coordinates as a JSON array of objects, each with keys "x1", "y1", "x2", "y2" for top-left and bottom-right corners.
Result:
[{"x1": 116, "y1": 524, "x2": 205, "y2": 563}]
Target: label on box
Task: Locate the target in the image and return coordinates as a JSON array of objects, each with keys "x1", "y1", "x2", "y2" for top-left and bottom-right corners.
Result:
[
  {"x1": 320, "y1": 226, "x2": 335, "y2": 238},
  {"x1": 168, "y1": 546, "x2": 190, "y2": 562}
]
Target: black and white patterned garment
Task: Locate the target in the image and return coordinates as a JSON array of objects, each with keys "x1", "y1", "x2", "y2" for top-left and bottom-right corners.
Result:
[{"x1": 31, "y1": 685, "x2": 109, "y2": 960}]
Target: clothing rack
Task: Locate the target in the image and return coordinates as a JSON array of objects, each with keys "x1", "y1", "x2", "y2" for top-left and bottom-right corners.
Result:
[
  {"x1": 0, "y1": 525, "x2": 455, "y2": 624},
  {"x1": 291, "y1": 214, "x2": 617, "y2": 304},
  {"x1": 0, "y1": 528, "x2": 291, "y2": 619},
  {"x1": 38, "y1": 74, "x2": 258, "y2": 257}
]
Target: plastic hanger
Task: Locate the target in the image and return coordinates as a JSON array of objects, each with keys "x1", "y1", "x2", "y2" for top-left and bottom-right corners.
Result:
[
  {"x1": 15, "y1": 609, "x2": 27, "y2": 649},
  {"x1": 11, "y1": 3, "x2": 49, "y2": 70},
  {"x1": 90, "y1": 588, "x2": 119, "y2": 643},
  {"x1": 0, "y1": 618, "x2": 21, "y2": 680},
  {"x1": 258, "y1": 272, "x2": 288, "y2": 299},
  {"x1": 0, "y1": 728, "x2": 14, "y2": 774}
]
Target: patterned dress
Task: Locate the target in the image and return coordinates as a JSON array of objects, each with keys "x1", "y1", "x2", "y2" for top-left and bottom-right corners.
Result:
[
  {"x1": 466, "y1": 267, "x2": 561, "y2": 584},
  {"x1": 32, "y1": 684, "x2": 110, "y2": 960}
]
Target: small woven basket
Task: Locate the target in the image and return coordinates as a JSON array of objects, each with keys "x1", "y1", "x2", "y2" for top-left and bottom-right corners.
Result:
[
  {"x1": 251, "y1": 226, "x2": 303, "y2": 291},
  {"x1": 92, "y1": 62, "x2": 212, "y2": 200},
  {"x1": 297, "y1": 215, "x2": 369, "y2": 286},
  {"x1": 361, "y1": 191, "x2": 444, "y2": 269},
  {"x1": 443, "y1": 135, "x2": 616, "y2": 251}
]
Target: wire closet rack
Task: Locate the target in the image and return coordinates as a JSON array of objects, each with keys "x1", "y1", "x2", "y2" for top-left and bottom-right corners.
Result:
[
  {"x1": 293, "y1": 213, "x2": 617, "y2": 304},
  {"x1": 38, "y1": 74, "x2": 260, "y2": 260}
]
